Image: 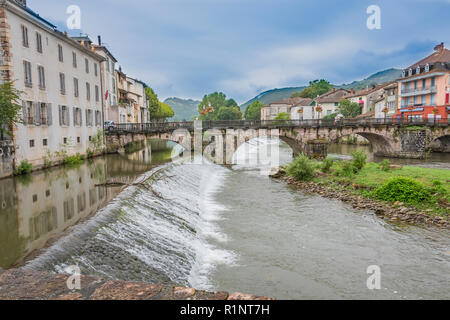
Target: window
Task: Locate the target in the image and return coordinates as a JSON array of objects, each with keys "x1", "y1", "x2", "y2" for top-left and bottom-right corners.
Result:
[
  {"x1": 95, "y1": 110, "x2": 101, "y2": 126},
  {"x1": 74, "y1": 78, "x2": 79, "y2": 97},
  {"x1": 36, "y1": 32, "x2": 42, "y2": 53},
  {"x1": 431, "y1": 77, "x2": 436, "y2": 88},
  {"x1": 414, "y1": 80, "x2": 418, "y2": 91},
  {"x1": 21, "y1": 25, "x2": 29, "y2": 47},
  {"x1": 58, "y1": 44, "x2": 64, "y2": 62},
  {"x1": 23, "y1": 61, "x2": 32, "y2": 87},
  {"x1": 29, "y1": 140, "x2": 35, "y2": 148},
  {"x1": 77, "y1": 137, "x2": 81, "y2": 143},
  {"x1": 94, "y1": 63, "x2": 98, "y2": 76},
  {"x1": 25, "y1": 101, "x2": 33, "y2": 124},
  {"x1": 106, "y1": 58, "x2": 110, "y2": 72},
  {"x1": 112, "y1": 78, "x2": 116, "y2": 92},
  {"x1": 95, "y1": 85, "x2": 99, "y2": 102},
  {"x1": 60, "y1": 105, "x2": 69, "y2": 126},
  {"x1": 431, "y1": 93, "x2": 436, "y2": 105},
  {"x1": 73, "y1": 107, "x2": 82, "y2": 126},
  {"x1": 40, "y1": 103, "x2": 48, "y2": 125},
  {"x1": 38, "y1": 66, "x2": 45, "y2": 90},
  {"x1": 85, "y1": 58, "x2": 89, "y2": 73},
  {"x1": 86, "y1": 82, "x2": 90, "y2": 100},
  {"x1": 111, "y1": 61, "x2": 114, "y2": 72},
  {"x1": 59, "y1": 73, "x2": 66, "y2": 94},
  {"x1": 86, "y1": 109, "x2": 93, "y2": 126},
  {"x1": 43, "y1": 139, "x2": 48, "y2": 146},
  {"x1": 72, "y1": 52, "x2": 77, "y2": 68},
  {"x1": 422, "y1": 79, "x2": 426, "y2": 90},
  {"x1": 63, "y1": 137, "x2": 67, "y2": 144}
]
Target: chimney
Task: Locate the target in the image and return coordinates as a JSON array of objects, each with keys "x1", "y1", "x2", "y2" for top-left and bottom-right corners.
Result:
[
  {"x1": 98, "y1": 35, "x2": 102, "y2": 46},
  {"x1": 434, "y1": 42, "x2": 444, "y2": 52}
]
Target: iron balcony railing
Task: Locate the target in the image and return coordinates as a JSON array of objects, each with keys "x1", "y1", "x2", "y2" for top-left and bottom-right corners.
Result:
[{"x1": 108, "y1": 118, "x2": 449, "y2": 134}]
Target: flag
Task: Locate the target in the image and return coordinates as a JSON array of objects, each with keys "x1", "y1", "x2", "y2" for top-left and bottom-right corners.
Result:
[{"x1": 105, "y1": 90, "x2": 109, "y2": 101}]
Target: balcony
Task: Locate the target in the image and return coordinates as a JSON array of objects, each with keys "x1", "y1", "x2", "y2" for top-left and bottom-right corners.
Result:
[{"x1": 401, "y1": 86, "x2": 437, "y2": 97}]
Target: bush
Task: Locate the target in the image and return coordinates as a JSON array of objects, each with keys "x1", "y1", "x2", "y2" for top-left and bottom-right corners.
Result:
[
  {"x1": 374, "y1": 177, "x2": 432, "y2": 204},
  {"x1": 63, "y1": 153, "x2": 86, "y2": 166},
  {"x1": 379, "y1": 160, "x2": 391, "y2": 172},
  {"x1": 430, "y1": 180, "x2": 448, "y2": 198},
  {"x1": 321, "y1": 158, "x2": 334, "y2": 173},
  {"x1": 15, "y1": 160, "x2": 32, "y2": 175},
  {"x1": 334, "y1": 160, "x2": 356, "y2": 177},
  {"x1": 286, "y1": 154, "x2": 316, "y2": 181},
  {"x1": 351, "y1": 150, "x2": 367, "y2": 172}
]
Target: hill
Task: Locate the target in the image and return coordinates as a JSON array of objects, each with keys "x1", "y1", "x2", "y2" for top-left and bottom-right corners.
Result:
[
  {"x1": 164, "y1": 97, "x2": 201, "y2": 121},
  {"x1": 240, "y1": 68, "x2": 402, "y2": 111}
]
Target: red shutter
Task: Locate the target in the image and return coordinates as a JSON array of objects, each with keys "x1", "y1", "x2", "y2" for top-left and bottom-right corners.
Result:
[{"x1": 446, "y1": 93, "x2": 449, "y2": 104}]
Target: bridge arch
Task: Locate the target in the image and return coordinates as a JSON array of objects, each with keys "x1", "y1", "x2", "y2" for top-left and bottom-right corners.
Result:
[
  {"x1": 350, "y1": 132, "x2": 395, "y2": 156},
  {"x1": 430, "y1": 134, "x2": 450, "y2": 153}
]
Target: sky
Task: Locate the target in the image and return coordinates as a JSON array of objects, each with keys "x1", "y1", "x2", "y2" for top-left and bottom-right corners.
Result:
[{"x1": 28, "y1": 0, "x2": 450, "y2": 104}]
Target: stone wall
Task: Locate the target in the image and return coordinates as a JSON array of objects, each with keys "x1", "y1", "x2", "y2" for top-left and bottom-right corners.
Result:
[
  {"x1": 0, "y1": 268, "x2": 274, "y2": 300},
  {"x1": 0, "y1": 140, "x2": 14, "y2": 178}
]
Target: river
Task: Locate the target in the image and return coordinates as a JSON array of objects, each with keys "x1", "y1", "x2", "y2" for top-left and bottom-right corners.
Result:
[{"x1": 0, "y1": 139, "x2": 449, "y2": 299}]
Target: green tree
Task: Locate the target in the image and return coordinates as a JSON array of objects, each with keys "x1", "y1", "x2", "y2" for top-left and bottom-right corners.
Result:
[
  {"x1": 291, "y1": 80, "x2": 333, "y2": 99},
  {"x1": 216, "y1": 106, "x2": 242, "y2": 120},
  {"x1": 245, "y1": 101, "x2": 264, "y2": 120},
  {"x1": 145, "y1": 87, "x2": 160, "y2": 120},
  {"x1": 0, "y1": 82, "x2": 23, "y2": 136},
  {"x1": 337, "y1": 99, "x2": 362, "y2": 118},
  {"x1": 274, "y1": 112, "x2": 290, "y2": 121},
  {"x1": 155, "y1": 102, "x2": 175, "y2": 119},
  {"x1": 198, "y1": 92, "x2": 240, "y2": 120}
]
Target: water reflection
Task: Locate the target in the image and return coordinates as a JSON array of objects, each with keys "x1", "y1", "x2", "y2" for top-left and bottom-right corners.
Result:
[{"x1": 0, "y1": 140, "x2": 175, "y2": 269}]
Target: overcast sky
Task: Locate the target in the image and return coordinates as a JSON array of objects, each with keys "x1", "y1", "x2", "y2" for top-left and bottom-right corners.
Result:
[{"x1": 29, "y1": 0, "x2": 450, "y2": 103}]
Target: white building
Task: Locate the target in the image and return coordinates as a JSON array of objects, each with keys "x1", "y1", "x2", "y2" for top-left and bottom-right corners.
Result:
[{"x1": 0, "y1": 0, "x2": 104, "y2": 171}]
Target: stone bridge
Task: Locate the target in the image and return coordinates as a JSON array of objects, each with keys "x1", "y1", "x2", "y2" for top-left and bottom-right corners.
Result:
[{"x1": 105, "y1": 119, "x2": 450, "y2": 161}]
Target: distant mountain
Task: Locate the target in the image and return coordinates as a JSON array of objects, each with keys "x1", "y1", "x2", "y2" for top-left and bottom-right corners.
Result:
[
  {"x1": 164, "y1": 97, "x2": 201, "y2": 121},
  {"x1": 240, "y1": 68, "x2": 402, "y2": 111}
]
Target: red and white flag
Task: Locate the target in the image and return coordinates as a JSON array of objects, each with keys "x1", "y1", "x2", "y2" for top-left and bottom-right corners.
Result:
[{"x1": 105, "y1": 90, "x2": 109, "y2": 100}]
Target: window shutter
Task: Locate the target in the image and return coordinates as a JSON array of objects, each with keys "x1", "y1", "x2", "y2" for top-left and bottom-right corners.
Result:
[
  {"x1": 47, "y1": 103, "x2": 52, "y2": 125},
  {"x1": 34, "y1": 102, "x2": 41, "y2": 125},
  {"x1": 73, "y1": 107, "x2": 77, "y2": 126},
  {"x1": 58, "y1": 105, "x2": 62, "y2": 126},
  {"x1": 66, "y1": 107, "x2": 70, "y2": 126},
  {"x1": 80, "y1": 109, "x2": 83, "y2": 126},
  {"x1": 85, "y1": 109, "x2": 88, "y2": 126},
  {"x1": 22, "y1": 100, "x2": 27, "y2": 123}
]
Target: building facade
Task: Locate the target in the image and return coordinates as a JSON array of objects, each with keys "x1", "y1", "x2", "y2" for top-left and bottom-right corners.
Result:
[
  {"x1": 395, "y1": 43, "x2": 450, "y2": 122},
  {"x1": 313, "y1": 89, "x2": 349, "y2": 119},
  {"x1": 0, "y1": 0, "x2": 104, "y2": 174}
]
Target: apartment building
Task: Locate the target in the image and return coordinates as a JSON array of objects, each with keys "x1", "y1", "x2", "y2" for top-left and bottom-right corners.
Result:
[
  {"x1": 115, "y1": 68, "x2": 149, "y2": 123},
  {"x1": 343, "y1": 82, "x2": 394, "y2": 115},
  {"x1": 312, "y1": 89, "x2": 349, "y2": 119},
  {"x1": 374, "y1": 82, "x2": 398, "y2": 119},
  {"x1": 0, "y1": 0, "x2": 104, "y2": 172},
  {"x1": 395, "y1": 43, "x2": 450, "y2": 122},
  {"x1": 261, "y1": 98, "x2": 313, "y2": 121}
]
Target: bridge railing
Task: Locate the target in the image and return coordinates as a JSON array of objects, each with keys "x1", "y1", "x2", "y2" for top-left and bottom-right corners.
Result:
[{"x1": 109, "y1": 117, "x2": 449, "y2": 134}]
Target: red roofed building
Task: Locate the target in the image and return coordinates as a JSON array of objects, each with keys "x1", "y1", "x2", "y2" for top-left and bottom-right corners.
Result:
[{"x1": 395, "y1": 42, "x2": 450, "y2": 122}]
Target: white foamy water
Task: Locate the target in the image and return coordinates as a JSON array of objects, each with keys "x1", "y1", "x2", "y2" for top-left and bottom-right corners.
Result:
[{"x1": 25, "y1": 160, "x2": 236, "y2": 290}]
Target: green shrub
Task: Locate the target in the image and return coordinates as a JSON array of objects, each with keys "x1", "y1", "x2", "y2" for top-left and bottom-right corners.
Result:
[
  {"x1": 334, "y1": 160, "x2": 356, "y2": 177},
  {"x1": 351, "y1": 150, "x2": 367, "y2": 172},
  {"x1": 321, "y1": 158, "x2": 334, "y2": 173},
  {"x1": 286, "y1": 154, "x2": 316, "y2": 181},
  {"x1": 374, "y1": 177, "x2": 432, "y2": 204},
  {"x1": 87, "y1": 149, "x2": 94, "y2": 158},
  {"x1": 430, "y1": 180, "x2": 448, "y2": 198},
  {"x1": 14, "y1": 160, "x2": 32, "y2": 175},
  {"x1": 63, "y1": 153, "x2": 86, "y2": 166},
  {"x1": 379, "y1": 160, "x2": 391, "y2": 172}
]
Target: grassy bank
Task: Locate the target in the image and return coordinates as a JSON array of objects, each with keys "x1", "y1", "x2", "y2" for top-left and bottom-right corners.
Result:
[{"x1": 284, "y1": 153, "x2": 450, "y2": 219}]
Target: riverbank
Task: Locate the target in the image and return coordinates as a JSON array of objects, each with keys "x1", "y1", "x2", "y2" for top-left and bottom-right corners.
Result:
[
  {"x1": 0, "y1": 268, "x2": 274, "y2": 300},
  {"x1": 273, "y1": 161, "x2": 449, "y2": 229}
]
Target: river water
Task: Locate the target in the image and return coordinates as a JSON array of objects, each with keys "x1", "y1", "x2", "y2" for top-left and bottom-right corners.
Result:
[{"x1": 1, "y1": 139, "x2": 449, "y2": 299}]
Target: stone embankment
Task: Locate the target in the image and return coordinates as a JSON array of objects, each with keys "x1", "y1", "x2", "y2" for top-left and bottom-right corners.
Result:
[
  {"x1": 274, "y1": 172, "x2": 449, "y2": 229},
  {"x1": 0, "y1": 269, "x2": 274, "y2": 300}
]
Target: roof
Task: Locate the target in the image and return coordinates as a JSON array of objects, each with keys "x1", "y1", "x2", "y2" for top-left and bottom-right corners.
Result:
[
  {"x1": 93, "y1": 45, "x2": 118, "y2": 63},
  {"x1": 407, "y1": 45, "x2": 450, "y2": 69},
  {"x1": 354, "y1": 111, "x2": 375, "y2": 119},
  {"x1": 315, "y1": 89, "x2": 349, "y2": 103},
  {"x1": 344, "y1": 82, "x2": 395, "y2": 98},
  {"x1": 282, "y1": 97, "x2": 313, "y2": 106}
]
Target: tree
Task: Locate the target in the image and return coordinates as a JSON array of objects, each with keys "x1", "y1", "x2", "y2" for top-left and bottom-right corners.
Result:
[
  {"x1": 145, "y1": 87, "x2": 160, "y2": 120},
  {"x1": 216, "y1": 106, "x2": 242, "y2": 120},
  {"x1": 338, "y1": 99, "x2": 362, "y2": 118},
  {"x1": 245, "y1": 101, "x2": 264, "y2": 120},
  {"x1": 0, "y1": 81, "x2": 23, "y2": 137},
  {"x1": 291, "y1": 80, "x2": 333, "y2": 99},
  {"x1": 197, "y1": 92, "x2": 240, "y2": 120}
]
